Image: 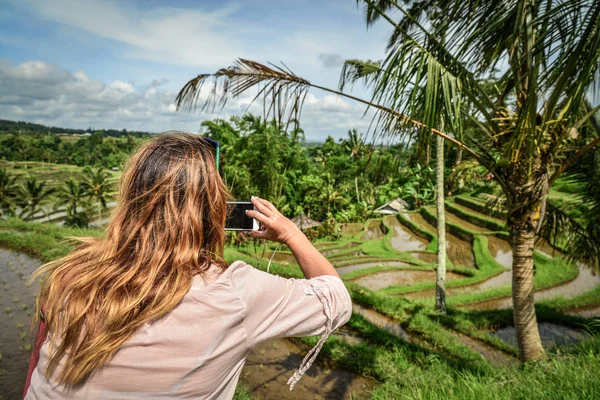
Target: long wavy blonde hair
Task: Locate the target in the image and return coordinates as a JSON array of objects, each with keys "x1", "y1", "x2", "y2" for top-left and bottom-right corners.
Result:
[{"x1": 34, "y1": 132, "x2": 230, "y2": 386}]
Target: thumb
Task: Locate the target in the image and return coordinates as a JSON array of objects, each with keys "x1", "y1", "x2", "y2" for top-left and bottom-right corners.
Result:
[{"x1": 250, "y1": 229, "x2": 268, "y2": 239}]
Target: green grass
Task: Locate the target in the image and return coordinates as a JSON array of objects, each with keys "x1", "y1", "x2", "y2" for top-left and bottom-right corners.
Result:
[
  {"x1": 454, "y1": 195, "x2": 506, "y2": 219},
  {"x1": 541, "y1": 285, "x2": 600, "y2": 310},
  {"x1": 445, "y1": 200, "x2": 508, "y2": 232},
  {"x1": 443, "y1": 252, "x2": 580, "y2": 307},
  {"x1": 2, "y1": 217, "x2": 599, "y2": 400},
  {"x1": 380, "y1": 235, "x2": 505, "y2": 296}
]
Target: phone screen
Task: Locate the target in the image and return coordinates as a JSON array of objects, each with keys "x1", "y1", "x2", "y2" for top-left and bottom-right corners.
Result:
[{"x1": 226, "y1": 201, "x2": 258, "y2": 231}]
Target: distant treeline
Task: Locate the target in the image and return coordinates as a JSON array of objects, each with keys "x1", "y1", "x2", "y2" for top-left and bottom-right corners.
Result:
[
  {"x1": 0, "y1": 119, "x2": 152, "y2": 138},
  {"x1": 0, "y1": 130, "x2": 146, "y2": 169}
]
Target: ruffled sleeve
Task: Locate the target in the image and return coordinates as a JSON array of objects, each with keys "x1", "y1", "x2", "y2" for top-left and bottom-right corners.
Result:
[{"x1": 229, "y1": 261, "x2": 352, "y2": 390}]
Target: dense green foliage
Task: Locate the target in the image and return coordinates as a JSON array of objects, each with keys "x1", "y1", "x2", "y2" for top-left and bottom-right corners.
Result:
[
  {"x1": 0, "y1": 130, "x2": 145, "y2": 168},
  {"x1": 202, "y1": 114, "x2": 435, "y2": 221}
]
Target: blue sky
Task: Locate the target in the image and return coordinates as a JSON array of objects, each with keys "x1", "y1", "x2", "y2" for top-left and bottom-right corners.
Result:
[{"x1": 0, "y1": 0, "x2": 393, "y2": 140}]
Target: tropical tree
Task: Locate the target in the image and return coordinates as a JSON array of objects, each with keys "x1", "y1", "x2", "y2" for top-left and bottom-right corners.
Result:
[
  {"x1": 0, "y1": 168, "x2": 18, "y2": 217},
  {"x1": 176, "y1": 0, "x2": 600, "y2": 362},
  {"x1": 58, "y1": 178, "x2": 89, "y2": 227},
  {"x1": 82, "y1": 166, "x2": 113, "y2": 221},
  {"x1": 17, "y1": 177, "x2": 54, "y2": 220}
]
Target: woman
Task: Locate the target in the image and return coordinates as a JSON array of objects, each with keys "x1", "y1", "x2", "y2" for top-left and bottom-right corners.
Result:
[{"x1": 25, "y1": 133, "x2": 352, "y2": 399}]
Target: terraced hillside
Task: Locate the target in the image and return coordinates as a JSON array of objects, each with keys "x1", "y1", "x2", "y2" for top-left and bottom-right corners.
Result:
[{"x1": 1, "y1": 198, "x2": 600, "y2": 399}]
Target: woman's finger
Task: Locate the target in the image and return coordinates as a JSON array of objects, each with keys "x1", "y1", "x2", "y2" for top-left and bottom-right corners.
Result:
[
  {"x1": 251, "y1": 197, "x2": 274, "y2": 217},
  {"x1": 259, "y1": 198, "x2": 278, "y2": 213},
  {"x1": 245, "y1": 209, "x2": 269, "y2": 225}
]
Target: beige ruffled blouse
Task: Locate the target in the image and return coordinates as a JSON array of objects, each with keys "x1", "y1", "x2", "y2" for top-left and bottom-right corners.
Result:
[{"x1": 26, "y1": 261, "x2": 352, "y2": 399}]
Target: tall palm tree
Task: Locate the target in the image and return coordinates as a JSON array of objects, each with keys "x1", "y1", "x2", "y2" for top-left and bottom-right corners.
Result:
[
  {"x1": 0, "y1": 168, "x2": 18, "y2": 217},
  {"x1": 82, "y1": 167, "x2": 113, "y2": 221},
  {"x1": 175, "y1": 0, "x2": 600, "y2": 363},
  {"x1": 17, "y1": 177, "x2": 54, "y2": 220}
]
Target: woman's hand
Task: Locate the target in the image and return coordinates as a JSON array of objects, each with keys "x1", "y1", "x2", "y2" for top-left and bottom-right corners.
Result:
[{"x1": 246, "y1": 197, "x2": 303, "y2": 245}]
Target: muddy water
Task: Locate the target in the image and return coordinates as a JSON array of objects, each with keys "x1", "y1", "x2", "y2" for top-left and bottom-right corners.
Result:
[
  {"x1": 401, "y1": 213, "x2": 475, "y2": 268},
  {"x1": 0, "y1": 248, "x2": 41, "y2": 399},
  {"x1": 339, "y1": 223, "x2": 364, "y2": 236},
  {"x1": 336, "y1": 261, "x2": 411, "y2": 276},
  {"x1": 494, "y1": 323, "x2": 586, "y2": 348},
  {"x1": 352, "y1": 270, "x2": 463, "y2": 291},
  {"x1": 242, "y1": 338, "x2": 370, "y2": 399},
  {"x1": 361, "y1": 220, "x2": 385, "y2": 241},
  {"x1": 402, "y1": 270, "x2": 513, "y2": 300},
  {"x1": 467, "y1": 263, "x2": 600, "y2": 310},
  {"x1": 384, "y1": 216, "x2": 428, "y2": 252},
  {"x1": 487, "y1": 237, "x2": 513, "y2": 268},
  {"x1": 321, "y1": 243, "x2": 361, "y2": 257}
]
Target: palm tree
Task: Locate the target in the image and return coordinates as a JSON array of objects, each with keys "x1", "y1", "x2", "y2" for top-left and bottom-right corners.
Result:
[
  {"x1": 0, "y1": 168, "x2": 18, "y2": 217},
  {"x1": 82, "y1": 167, "x2": 113, "y2": 222},
  {"x1": 17, "y1": 177, "x2": 54, "y2": 220},
  {"x1": 59, "y1": 178, "x2": 88, "y2": 219},
  {"x1": 343, "y1": 129, "x2": 369, "y2": 202},
  {"x1": 175, "y1": 0, "x2": 600, "y2": 363}
]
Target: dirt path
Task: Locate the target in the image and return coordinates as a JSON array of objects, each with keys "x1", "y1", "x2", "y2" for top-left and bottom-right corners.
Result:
[
  {"x1": 242, "y1": 338, "x2": 371, "y2": 400},
  {"x1": 446, "y1": 330, "x2": 517, "y2": 367}
]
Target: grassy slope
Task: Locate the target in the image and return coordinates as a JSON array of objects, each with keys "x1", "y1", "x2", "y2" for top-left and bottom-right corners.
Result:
[{"x1": 2, "y1": 219, "x2": 600, "y2": 400}]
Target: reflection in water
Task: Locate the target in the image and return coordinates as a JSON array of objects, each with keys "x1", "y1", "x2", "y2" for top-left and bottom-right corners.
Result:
[
  {"x1": 401, "y1": 213, "x2": 475, "y2": 268},
  {"x1": 494, "y1": 323, "x2": 585, "y2": 348},
  {"x1": 384, "y1": 216, "x2": 428, "y2": 252},
  {"x1": 0, "y1": 248, "x2": 41, "y2": 399},
  {"x1": 487, "y1": 237, "x2": 513, "y2": 268},
  {"x1": 362, "y1": 220, "x2": 386, "y2": 240}
]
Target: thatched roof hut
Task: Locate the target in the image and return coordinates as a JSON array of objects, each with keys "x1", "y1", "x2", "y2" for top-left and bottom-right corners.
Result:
[
  {"x1": 374, "y1": 198, "x2": 410, "y2": 214},
  {"x1": 291, "y1": 213, "x2": 321, "y2": 230}
]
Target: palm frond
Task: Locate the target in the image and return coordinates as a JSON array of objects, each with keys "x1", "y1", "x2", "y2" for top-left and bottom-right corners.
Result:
[
  {"x1": 338, "y1": 59, "x2": 382, "y2": 92},
  {"x1": 176, "y1": 58, "x2": 481, "y2": 162}
]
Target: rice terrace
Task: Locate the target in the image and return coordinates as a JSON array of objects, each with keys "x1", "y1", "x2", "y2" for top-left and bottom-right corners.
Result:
[{"x1": 1, "y1": 0, "x2": 600, "y2": 399}]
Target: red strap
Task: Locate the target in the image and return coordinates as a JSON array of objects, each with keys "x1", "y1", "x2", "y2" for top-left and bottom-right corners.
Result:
[{"x1": 23, "y1": 312, "x2": 48, "y2": 399}]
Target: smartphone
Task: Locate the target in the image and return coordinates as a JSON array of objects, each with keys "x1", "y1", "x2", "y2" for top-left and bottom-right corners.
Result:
[{"x1": 226, "y1": 201, "x2": 259, "y2": 231}]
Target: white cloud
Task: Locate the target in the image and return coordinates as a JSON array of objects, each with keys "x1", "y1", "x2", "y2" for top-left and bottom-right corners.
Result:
[
  {"x1": 13, "y1": 0, "x2": 249, "y2": 67},
  {"x1": 0, "y1": 60, "x2": 374, "y2": 140},
  {"x1": 11, "y1": 0, "x2": 387, "y2": 76}
]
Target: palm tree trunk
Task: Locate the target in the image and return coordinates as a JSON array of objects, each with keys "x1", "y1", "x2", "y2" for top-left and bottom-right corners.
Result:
[
  {"x1": 511, "y1": 223, "x2": 546, "y2": 361},
  {"x1": 454, "y1": 147, "x2": 463, "y2": 166},
  {"x1": 435, "y1": 134, "x2": 447, "y2": 314}
]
